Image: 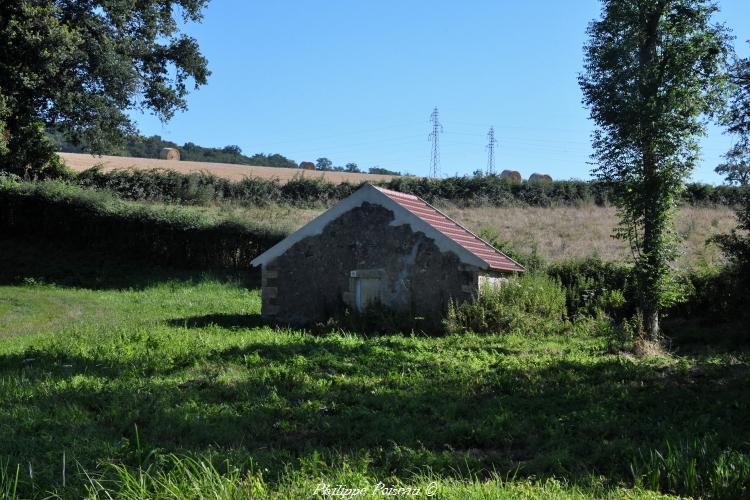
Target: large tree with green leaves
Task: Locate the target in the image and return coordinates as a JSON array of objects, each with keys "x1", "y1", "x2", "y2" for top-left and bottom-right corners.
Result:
[
  {"x1": 0, "y1": 0, "x2": 210, "y2": 177},
  {"x1": 579, "y1": 0, "x2": 731, "y2": 340},
  {"x1": 715, "y1": 142, "x2": 750, "y2": 186},
  {"x1": 717, "y1": 44, "x2": 750, "y2": 187}
]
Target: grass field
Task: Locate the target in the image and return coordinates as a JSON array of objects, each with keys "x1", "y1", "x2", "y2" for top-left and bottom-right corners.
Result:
[
  {"x1": 1, "y1": 250, "x2": 749, "y2": 498},
  {"x1": 58, "y1": 152, "x2": 400, "y2": 184},
  {"x1": 444, "y1": 204, "x2": 738, "y2": 270}
]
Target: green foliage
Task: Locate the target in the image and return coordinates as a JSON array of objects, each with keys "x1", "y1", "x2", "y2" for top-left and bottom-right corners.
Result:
[
  {"x1": 67, "y1": 166, "x2": 749, "y2": 208},
  {"x1": 2, "y1": 271, "x2": 748, "y2": 497},
  {"x1": 384, "y1": 174, "x2": 607, "y2": 207},
  {"x1": 280, "y1": 176, "x2": 357, "y2": 206},
  {"x1": 0, "y1": 179, "x2": 284, "y2": 270},
  {"x1": 0, "y1": 266, "x2": 748, "y2": 497},
  {"x1": 712, "y1": 189, "x2": 750, "y2": 273},
  {"x1": 0, "y1": 461, "x2": 20, "y2": 500},
  {"x1": 0, "y1": 0, "x2": 209, "y2": 175},
  {"x1": 84, "y1": 453, "x2": 265, "y2": 499},
  {"x1": 631, "y1": 436, "x2": 750, "y2": 498},
  {"x1": 322, "y1": 302, "x2": 441, "y2": 336},
  {"x1": 63, "y1": 133, "x2": 301, "y2": 169},
  {"x1": 445, "y1": 273, "x2": 567, "y2": 335},
  {"x1": 723, "y1": 42, "x2": 750, "y2": 139},
  {"x1": 579, "y1": 0, "x2": 732, "y2": 339},
  {"x1": 369, "y1": 166, "x2": 402, "y2": 175},
  {"x1": 672, "y1": 265, "x2": 747, "y2": 322},
  {"x1": 547, "y1": 257, "x2": 634, "y2": 321},
  {"x1": 715, "y1": 142, "x2": 750, "y2": 187}
]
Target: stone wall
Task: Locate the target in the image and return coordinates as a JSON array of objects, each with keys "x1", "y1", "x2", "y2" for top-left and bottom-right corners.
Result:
[{"x1": 262, "y1": 202, "x2": 479, "y2": 325}]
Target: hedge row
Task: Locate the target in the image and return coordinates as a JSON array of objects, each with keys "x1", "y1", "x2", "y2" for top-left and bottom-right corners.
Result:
[
  {"x1": 0, "y1": 178, "x2": 284, "y2": 270},
  {"x1": 74, "y1": 166, "x2": 746, "y2": 208},
  {"x1": 75, "y1": 167, "x2": 358, "y2": 207}
]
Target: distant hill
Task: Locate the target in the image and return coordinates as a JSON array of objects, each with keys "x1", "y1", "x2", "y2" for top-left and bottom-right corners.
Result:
[
  {"x1": 49, "y1": 130, "x2": 298, "y2": 169},
  {"x1": 57, "y1": 152, "x2": 401, "y2": 185}
]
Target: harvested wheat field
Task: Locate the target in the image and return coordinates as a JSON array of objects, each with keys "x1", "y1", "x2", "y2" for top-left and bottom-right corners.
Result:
[{"x1": 58, "y1": 152, "x2": 399, "y2": 184}]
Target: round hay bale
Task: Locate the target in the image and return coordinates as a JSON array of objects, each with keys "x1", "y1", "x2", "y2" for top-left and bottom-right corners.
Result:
[
  {"x1": 500, "y1": 170, "x2": 522, "y2": 183},
  {"x1": 159, "y1": 148, "x2": 180, "y2": 161},
  {"x1": 529, "y1": 172, "x2": 553, "y2": 182},
  {"x1": 299, "y1": 161, "x2": 316, "y2": 170}
]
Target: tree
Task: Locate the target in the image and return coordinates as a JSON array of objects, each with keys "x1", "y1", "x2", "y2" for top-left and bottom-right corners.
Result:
[
  {"x1": 0, "y1": 1, "x2": 210, "y2": 177},
  {"x1": 579, "y1": 0, "x2": 731, "y2": 340},
  {"x1": 724, "y1": 43, "x2": 750, "y2": 138},
  {"x1": 714, "y1": 191, "x2": 750, "y2": 267},
  {"x1": 222, "y1": 145, "x2": 242, "y2": 156},
  {"x1": 369, "y1": 166, "x2": 402, "y2": 176},
  {"x1": 715, "y1": 142, "x2": 750, "y2": 186},
  {"x1": 345, "y1": 162, "x2": 361, "y2": 173},
  {"x1": 316, "y1": 157, "x2": 333, "y2": 170},
  {"x1": 717, "y1": 45, "x2": 750, "y2": 187}
]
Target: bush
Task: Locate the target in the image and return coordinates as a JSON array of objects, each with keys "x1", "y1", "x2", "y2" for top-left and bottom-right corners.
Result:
[
  {"x1": 670, "y1": 266, "x2": 746, "y2": 323},
  {"x1": 0, "y1": 180, "x2": 285, "y2": 270},
  {"x1": 69, "y1": 167, "x2": 748, "y2": 208},
  {"x1": 547, "y1": 257, "x2": 634, "y2": 321},
  {"x1": 445, "y1": 273, "x2": 567, "y2": 335}
]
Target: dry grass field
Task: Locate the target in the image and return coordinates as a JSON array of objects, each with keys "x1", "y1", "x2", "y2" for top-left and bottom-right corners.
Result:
[
  {"x1": 240, "y1": 203, "x2": 737, "y2": 270},
  {"x1": 58, "y1": 152, "x2": 399, "y2": 184},
  {"x1": 444, "y1": 205, "x2": 738, "y2": 269}
]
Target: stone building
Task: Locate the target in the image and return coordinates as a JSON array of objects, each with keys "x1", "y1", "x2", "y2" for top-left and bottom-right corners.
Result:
[{"x1": 250, "y1": 184, "x2": 524, "y2": 324}]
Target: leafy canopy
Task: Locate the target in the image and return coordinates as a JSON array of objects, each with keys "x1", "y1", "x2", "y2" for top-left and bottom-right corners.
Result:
[
  {"x1": 724, "y1": 42, "x2": 750, "y2": 138},
  {"x1": 579, "y1": 0, "x2": 731, "y2": 337},
  {"x1": 715, "y1": 142, "x2": 750, "y2": 186},
  {"x1": 717, "y1": 44, "x2": 750, "y2": 187},
  {"x1": 0, "y1": 0, "x2": 210, "y2": 176}
]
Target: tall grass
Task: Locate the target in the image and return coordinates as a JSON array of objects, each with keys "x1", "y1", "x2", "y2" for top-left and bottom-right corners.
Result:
[
  {"x1": 85, "y1": 455, "x2": 265, "y2": 500},
  {"x1": 445, "y1": 272, "x2": 567, "y2": 334},
  {"x1": 630, "y1": 436, "x2": 750, "y2": 498},
  {"x1": 80, "y1": 452, "x2": 663, "y2": 499},
  {"x1": 0, "y1": 461, "x2": 20, "y2": 500}
]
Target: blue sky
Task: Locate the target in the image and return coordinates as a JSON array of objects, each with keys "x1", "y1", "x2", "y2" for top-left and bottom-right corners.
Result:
[{"x1": 132, "y1": 0, "x2": 750, "y2": 183}]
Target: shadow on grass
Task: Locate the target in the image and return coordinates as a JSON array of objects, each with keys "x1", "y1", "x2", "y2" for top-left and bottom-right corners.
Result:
[
  {"x1": 166, "y1": 313, "x2": 272, "y2": 330},
  {"x1": 665, "y1": 318, "x2": 750, "y2": 355},
  {"x1": 0, "y1": 236, "x2": 259, "y2": 290},
  {"x1": 0, "y1": 333, "x2": 748, "y2": 496}
]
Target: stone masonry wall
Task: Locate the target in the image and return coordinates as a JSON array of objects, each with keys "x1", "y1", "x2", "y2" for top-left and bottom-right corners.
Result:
[{"x1": 262, "y1": 203, "x2": 479, "y2": 324}]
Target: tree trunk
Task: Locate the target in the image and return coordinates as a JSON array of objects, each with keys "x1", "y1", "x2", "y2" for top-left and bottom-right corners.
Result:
[
  {"x1": 642, "y1": 302, "x2": 660, "y2": 341},
  {"x1": 637, "y1": 3, "x2": 668, "y2": 344}
]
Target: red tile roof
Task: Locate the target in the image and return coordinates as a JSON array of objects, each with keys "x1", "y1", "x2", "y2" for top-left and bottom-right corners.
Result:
[{"x1": 373, "y1": 186, "x2": 525, "y2": 273}]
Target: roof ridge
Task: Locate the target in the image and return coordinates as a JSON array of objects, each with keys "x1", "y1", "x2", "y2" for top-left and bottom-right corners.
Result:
[{"x1": 370, "y1": 184, "x2": 420, "y2": 200}]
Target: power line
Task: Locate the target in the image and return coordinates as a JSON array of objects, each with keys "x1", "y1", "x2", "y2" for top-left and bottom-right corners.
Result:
[
  {"x1": 486, "y1": 126, "x2": 497, "y2": 175},
  {"x1": 428, "y1": 107, "x2": 443, "y2": 178}
]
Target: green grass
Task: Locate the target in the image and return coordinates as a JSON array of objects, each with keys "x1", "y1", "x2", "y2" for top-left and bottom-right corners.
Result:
[{"x1": 0, "y1": 266, "x2": 748, "y2": 498}]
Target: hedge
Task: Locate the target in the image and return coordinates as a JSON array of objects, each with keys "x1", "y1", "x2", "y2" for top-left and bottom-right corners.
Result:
[
  {"x1": 0, "y1": 178, "x2": 285, "y2": 270},
  {"x1": 73, "y1": 166, "x2": 746, "y2": 208}
]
